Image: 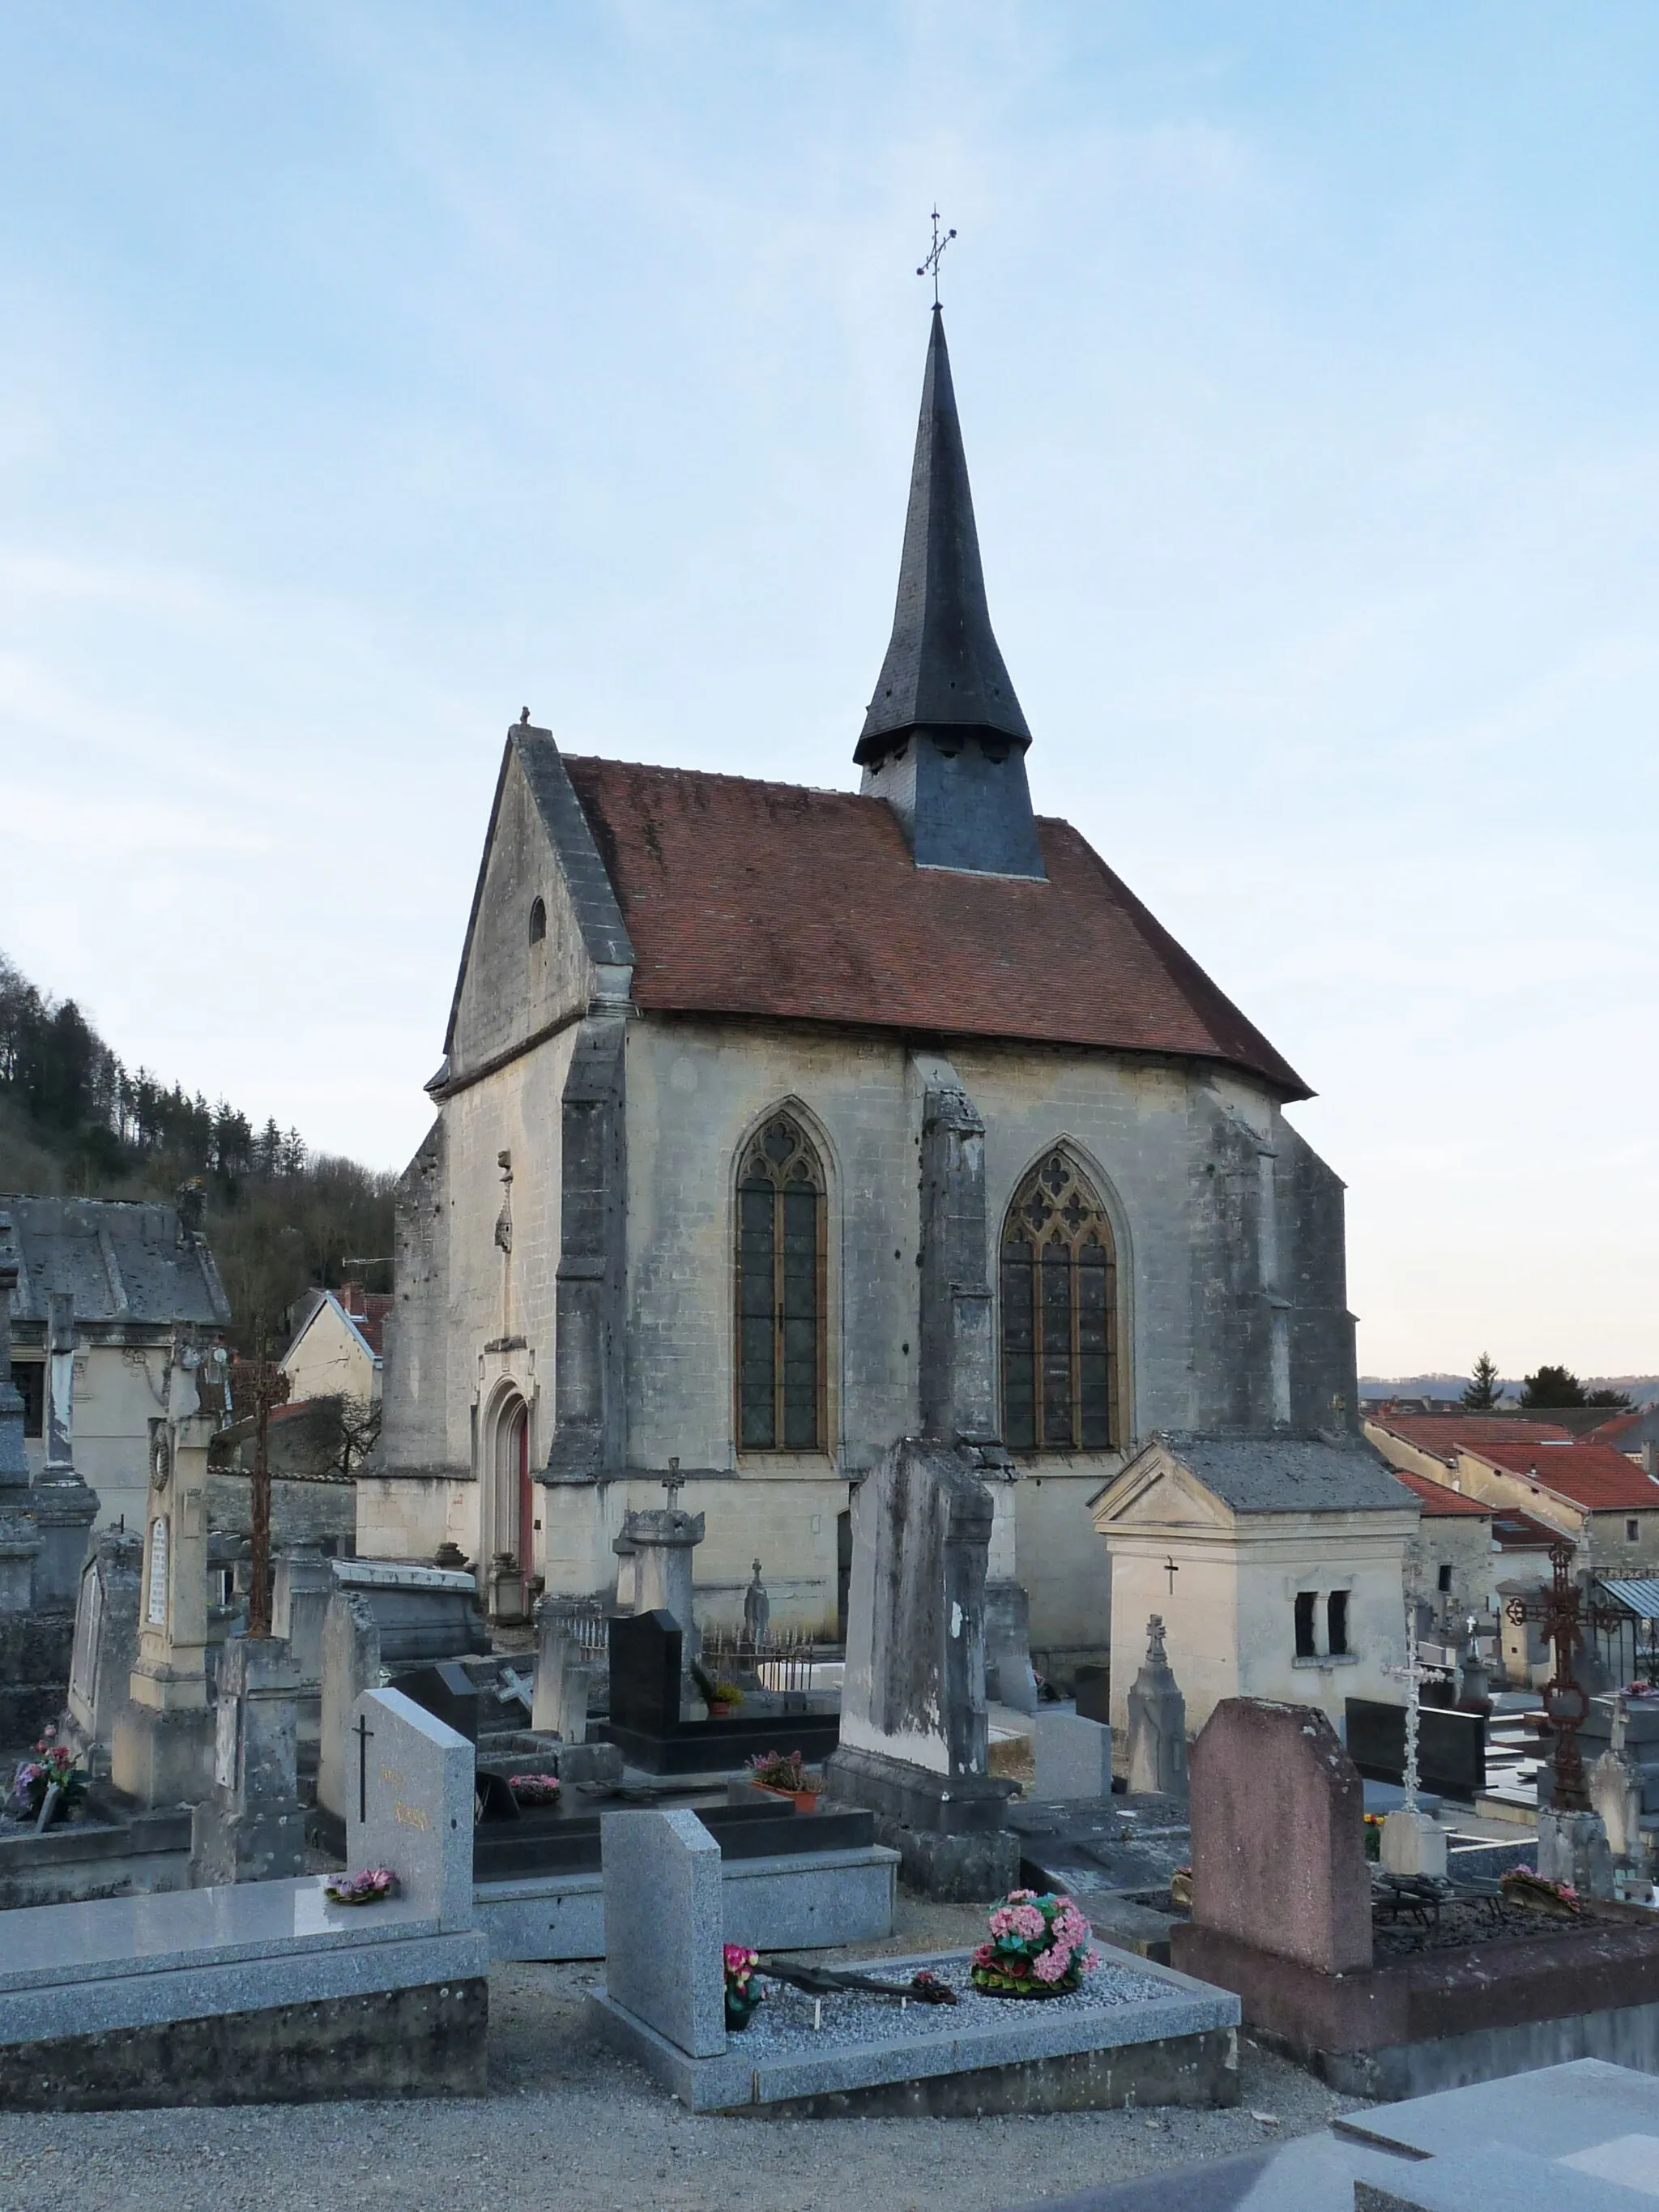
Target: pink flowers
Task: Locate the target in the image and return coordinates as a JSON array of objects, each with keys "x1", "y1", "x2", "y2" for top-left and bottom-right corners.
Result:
[
  {"x1": 970, "y1": 1888, "x2": 1098, "y2": 2000},
  {"x1": 325, "y1": 1868, "x2": 399, "y2": 1906}
]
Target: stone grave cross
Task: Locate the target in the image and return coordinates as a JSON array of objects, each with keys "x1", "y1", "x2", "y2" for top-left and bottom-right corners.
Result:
[
  {"x1": 1382, "y1": 1627, "x2": 1452, "y2": 1817},
  {"x1": 661, "y1": 1457, "x2": 684, "y2": 1511}
]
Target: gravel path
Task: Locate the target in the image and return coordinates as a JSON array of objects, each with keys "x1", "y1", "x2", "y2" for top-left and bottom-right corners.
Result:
[{"x1": 0, "y1": 1902, "x2": 1367, "y2": 2212}]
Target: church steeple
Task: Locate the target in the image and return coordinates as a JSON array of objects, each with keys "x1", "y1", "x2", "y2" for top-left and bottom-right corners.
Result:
[{"x1": 857, "y1": 306, "x2": 1045, "y2": 881}]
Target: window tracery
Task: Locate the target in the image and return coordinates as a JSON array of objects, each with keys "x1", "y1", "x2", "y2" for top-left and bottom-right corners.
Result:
[
  {"x1": 736, "y1": 1112, "x2": 826, "y2": 1452},
  {"x1": 1000, "y1": 1151, "x2": 1119, "y2": 1452}
]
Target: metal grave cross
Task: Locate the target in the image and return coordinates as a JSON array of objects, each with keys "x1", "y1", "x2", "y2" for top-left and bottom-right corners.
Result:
[
  {"x1": 230, "y1": 1355, "x2": 292, "y2": 1638},
  {"x1": 352, "y1": 1710, "x2": 374, "y2": 1825},
  {"x1": 662, "y1": 1456, "x2": 684, "y2": 1511},
  {"x1": 1505, "y1": 1542, "x2": 1622, "y2": 1810}
]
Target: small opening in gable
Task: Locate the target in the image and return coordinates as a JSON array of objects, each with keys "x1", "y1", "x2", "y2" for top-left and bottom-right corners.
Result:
[{"x1": 528, "y1": 897, "x2": 548, "y2": 946}]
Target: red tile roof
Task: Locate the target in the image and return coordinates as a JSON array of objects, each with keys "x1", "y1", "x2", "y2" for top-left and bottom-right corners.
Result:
[
  {"x1": 1367, "y1": 1414, "x2": 1574, "y2": 1463},
  {"x1": 1584, "y1": 1411, "x2": 1644, "y2": 1449},
  {"x1": 564, "y1": 758, "x2": 1309, "y2": 1095},
  {"x1": 1388, "y1": 1467, "x2": 1491, "y2": 1517},
  {"x1": 1491, "y1": 1505, "x2": 1567, "y2": 1550},
  {"x1": 1465, "y1": 1439, "x2": 1659, "y2": 1514}
]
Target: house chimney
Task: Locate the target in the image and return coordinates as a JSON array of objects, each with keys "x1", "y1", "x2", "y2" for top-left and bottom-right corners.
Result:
[
  {"x1": 341, "y1": 1280, "x2": 364, "y2": 1317},
  {"x1": 1644, "y1": 1439, "x2": 1657, "y2": 1484}
]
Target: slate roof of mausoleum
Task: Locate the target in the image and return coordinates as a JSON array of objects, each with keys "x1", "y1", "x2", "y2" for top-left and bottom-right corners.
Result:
[
  {"x1": 561, "y1": 754, "x2": 1310, "y2": 1096},
  {"x1": 1145, "y1": 1431, "x2": 1418, "y2": 1516},
  {"x1": 0, "y1": 1195, "x2": 231, "y2": 1333}
]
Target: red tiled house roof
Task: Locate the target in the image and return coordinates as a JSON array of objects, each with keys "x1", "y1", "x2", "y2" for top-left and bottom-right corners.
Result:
[
  {"x1": 562, "y1": 758, "x2": 1309, "y2": 1096},
  {"x1": 1367, "y1": 1413, "x2": 1574, "y2": 1464},
  {"x1": 1388, "y1": 1466, "x2": 1492, "y2": 1516},
  {"x1": 1465, "y1": 1439, "x2": 1659, "y2": 1514}
]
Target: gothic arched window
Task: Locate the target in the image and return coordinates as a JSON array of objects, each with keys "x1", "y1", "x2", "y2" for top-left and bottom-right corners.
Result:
[
  {"x1": 736, "y1": 1112, "x2": 826, "y2": 1452},
  {"x1": 1000, "y1": 1151, "x2": 1119, "y2": 1452}
]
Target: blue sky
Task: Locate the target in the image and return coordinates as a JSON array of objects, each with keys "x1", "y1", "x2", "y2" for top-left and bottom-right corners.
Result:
[{"x1": 2, "y1": 4, "x2": 1656, "y2": 1375}]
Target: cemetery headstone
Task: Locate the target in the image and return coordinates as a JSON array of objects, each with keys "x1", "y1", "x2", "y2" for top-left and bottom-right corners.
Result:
[
  {"x1": 608, "y1": 1608, "x2": 682, "y2": 1740},
  {"x1": 1536, "y1": 1805, "x2": 1615, "y2": 1900},
  {"x1": 190, "y1": 1635, "x2": 306, "y2": 1885},
  {"x1": 345, "y1": 1684, "x2": 476, "y2": 1929},
  {"x1": 0, "y1": 1259, "x2": 44, "y2": 1740},
  {"x1": 110, "y1": 1336, "x2": 220, "y2": 1808},
  {"x1": 822, "y1": 1436, "x2": 1018, "y2": 1898},
  {"x1": 271, "y1": 1544, "x2": 332, "y2": 1751},
  {"x1": 30, "y1": 1291, "x2": 100, "y2": 1609},
  {"x1": 64, "y1": 1527, "x2": 143, "y2": 1767},
  {"x1": 1188, "y1": 1697, "x2": 1372, "y2": 1974},
  {"x1": 1127, "y1": 1615, "x2": 1188, "y2": 1799},
  {"x1": 531, "y1": 1595, "x2": 588, "y2": 1738},
  {"x1": 621, "y1": 1493, "x2": 704, "y2": 1708},
  {"x1": 600, "y1": 1806, "x2": 725, "y2": 2058},
  {"x1": 318, "y1": 1586, "x2": 382, "y2": 1826},
  {"x1": 1034, "y1": 1709, "x2": 1111, "y2": 1800}
]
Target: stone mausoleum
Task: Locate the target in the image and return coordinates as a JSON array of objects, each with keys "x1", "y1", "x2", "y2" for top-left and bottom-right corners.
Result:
[{"x1": 365, "y1": 306, "x2": 1360, "y2": 1675}]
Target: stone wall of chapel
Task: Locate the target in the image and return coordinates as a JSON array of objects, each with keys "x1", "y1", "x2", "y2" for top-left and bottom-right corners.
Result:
[
  {"x1": 623, "y1": 1022, "x2": 1354, "y2": 1483},
  {"x1": 624, "y1": 1021, "x2": 921, "y2": 1474},
  {"x1": 379, "y1": 1027, "x2": 578, "y2": 1516}
]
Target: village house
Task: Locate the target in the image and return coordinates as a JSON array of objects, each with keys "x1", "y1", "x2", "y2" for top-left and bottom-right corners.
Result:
[
  {"x1": 1367, "y1": 1411, "x2": 1659, "y2": 1577},
  {"x1": 368, "y1": 307, "x2": 1361, "y2": 1677},
  {"x1": 280, "y1": 1282, "x2": 389, "y2": 1410}
]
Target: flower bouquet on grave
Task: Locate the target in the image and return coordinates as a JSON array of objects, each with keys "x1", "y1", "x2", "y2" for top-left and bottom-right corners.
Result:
[
  {"x1": 970, "y1": 1890, "x2": 1098, "y2": 1999},
  {"x1": 7, "y1": 1738, "x2": 87, "y2": 1826},
  {"x1": 746, "y1": 1749, "x2": 818, "y2": 1811},
  {"x1": 1363, "y1": 1813, "x2": 1384, "y2": 1862},
  {"x1": 1499, "y1": 1866, "x2": 1584, "y2": 1919},
  {"x1": 508, "y1": 1773, "x2": 561, "y2": 1807},
  {"x1": 324, "y1": 1868, "x2": 400, "y2": 1907},
  {"x1": 723, "y1": 1943, "x2": 762, "y2": 2031},
  {"x1": 690, "y1": 1661, "x2": 743, "y2": 1714}
]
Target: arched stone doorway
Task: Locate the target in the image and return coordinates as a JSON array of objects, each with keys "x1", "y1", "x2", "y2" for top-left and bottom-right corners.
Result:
[{"x1": 488, "y1": 1390, "x2": 532, "y2": 1621}]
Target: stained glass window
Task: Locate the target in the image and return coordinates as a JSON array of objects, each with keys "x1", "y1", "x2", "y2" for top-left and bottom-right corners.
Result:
[
  {"x1": 736, "y1": 1114, "x2": 825, "y2": 1451},
  {"x1": 1000, "y1": 1153, "x2": 1118, "y2": 1452}
]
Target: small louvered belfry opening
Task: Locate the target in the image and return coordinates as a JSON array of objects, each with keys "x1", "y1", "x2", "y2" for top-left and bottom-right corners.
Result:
[
  {"x1": 736, "y1": 1113, "x2": 825, "y2": 1452},
  {"x1": 1000, "y1": 1151, "x2": 1118, "y2": 1451}
]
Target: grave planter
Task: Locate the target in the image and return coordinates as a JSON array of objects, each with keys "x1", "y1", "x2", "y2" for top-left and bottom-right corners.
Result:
[{"x1": 753, "y1": 1783, "x2": 819, "y2": 1814}]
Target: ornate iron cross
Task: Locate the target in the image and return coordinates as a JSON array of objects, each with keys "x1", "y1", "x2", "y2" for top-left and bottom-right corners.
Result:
[
  {"x1": 1506, "y1": 1542, "x2": 1621, "y2": 1810},
  {"x1": 662, "y1": 1456, "x2": 684, "y2": 1511},
  {"x1": 916, "y1": 207, "x2": 957, "y2": 306},
  {"x1": 232, "y1": 1356, "x2": 292, "y2": 1638}
]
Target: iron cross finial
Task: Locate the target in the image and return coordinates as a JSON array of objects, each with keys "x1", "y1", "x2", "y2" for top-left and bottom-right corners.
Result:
[
  {"x1": 916, "y1": 207, "x2": 957, "y2": 307},
  {"x1": 663, "y1": 1456, "x2": 684, "y2": 1511}
]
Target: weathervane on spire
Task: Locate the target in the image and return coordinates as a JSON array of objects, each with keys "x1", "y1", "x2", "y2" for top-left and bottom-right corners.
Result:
[{"x1": 916, "y1": 207, "x2": 957, "y2": 307}]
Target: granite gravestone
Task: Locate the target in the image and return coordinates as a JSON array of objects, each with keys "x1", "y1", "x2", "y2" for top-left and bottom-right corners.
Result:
[
  {"x1": 531, "y1": 1595, "x2": 589, "y2": 1739},
  {"x1": 1188, "y1": 1697, "x2": 1371, "y2": 1975},
  {"x1": 344, "y1": 1685, "x2": 476, "y2": 1929},
  {"x1": 31, "y1": 1292, "x2": 100, "y2": 1611},
  {"x1": 822, "y1": 1436, "x2": 1017, "y2": 1898},
  {"x1": 190, "y1": 1636, "x2": 306, "y2": 1886},
  {"x1": 1346, "y1": 1697, "x2": 1485, "y2": 1800},
  {"x1": 64, "y1": 1528, "x2": 143, "y2": 1769},
  {"x1": 1033, "y1": 1710, "x2": 1112, "y2": 1800},
  {"x1": 1127, "y1": 1615, "x2": 1188, "y2": 1800},
  {"x1": 599, "y1": 1806, "x2": 725, "y2": 2060},
  {"x1": 0, "y1": 1258, "x2": 45, "y2": 1743},
  {"x1": 271, "y1": 1544, "x2": 331, "y2": 1757}
]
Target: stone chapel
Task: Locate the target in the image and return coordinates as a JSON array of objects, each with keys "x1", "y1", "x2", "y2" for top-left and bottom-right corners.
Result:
[{"x1": 365, "y1": 305, "x2": 1360, "y2": 1680}]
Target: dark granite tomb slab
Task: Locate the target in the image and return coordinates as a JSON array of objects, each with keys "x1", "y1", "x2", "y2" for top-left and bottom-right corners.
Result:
[
  {"x1": 597, "y1": 1611, "x2": 839, "y2": 1775},
  {"x1": 1345, "y1": 1699, "x2": 1485, "y2": 1800}
]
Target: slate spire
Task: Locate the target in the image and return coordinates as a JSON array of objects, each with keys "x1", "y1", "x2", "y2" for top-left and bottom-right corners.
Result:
[
  {"x1": 857, "y1": 306, "x2": 1031, "y2": 765},
  {"x1": 857, "y1": 308, "x2": 1044, "y2": 880}
]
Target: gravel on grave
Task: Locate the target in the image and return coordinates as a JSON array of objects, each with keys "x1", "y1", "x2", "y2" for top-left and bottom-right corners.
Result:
[
  {"x1": 739, "y1": 1953, "x2": 1170, "y2": 2056},
  {"x1": 0, "y1": 1897, "x2": 1370, "y2": 2212}
]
